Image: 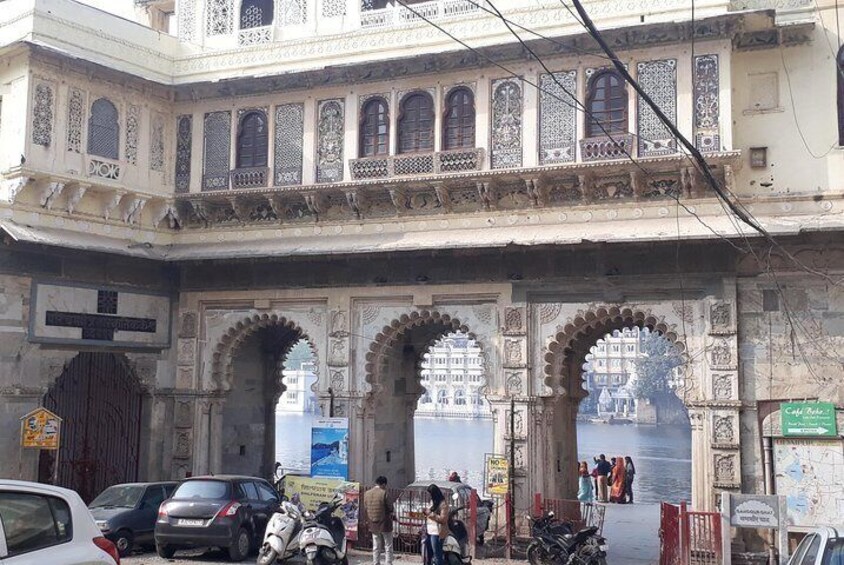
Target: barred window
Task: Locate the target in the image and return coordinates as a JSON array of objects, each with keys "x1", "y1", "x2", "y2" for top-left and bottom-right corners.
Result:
[
  {"x1": 236, "y1": 111, "x2": 269, "y2": 168},
  {"x1": 443, "y1": 87, "x2": 475, "y2": 150},
  {"x1": 359, "y1": 97, "x2": 389, "y2": 157},
  {"x1": 398, "y1": 92, "x2": 434, "y2": 154},
  {"x1": 586, "y1": 71, "x2": 628, "y2": 137},
  {"x1": 240, "y1": 0, "x2": 273, "y2": 28},
  {"x1": 87, "y1": 98, "x2": 119, "y2": 159}
]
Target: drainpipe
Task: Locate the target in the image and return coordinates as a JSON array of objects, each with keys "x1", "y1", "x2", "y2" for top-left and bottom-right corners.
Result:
[{"x1": 762, "y1": 436, "x2": 774, "y2": 495}]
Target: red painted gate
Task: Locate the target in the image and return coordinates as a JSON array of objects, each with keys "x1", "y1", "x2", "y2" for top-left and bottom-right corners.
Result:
[
  {"x1": 660, "y1": 502, "x2": 683, "y2": 565},
  {"x1": 660, "y1": 502, "x2": 722, "y2": 565}
]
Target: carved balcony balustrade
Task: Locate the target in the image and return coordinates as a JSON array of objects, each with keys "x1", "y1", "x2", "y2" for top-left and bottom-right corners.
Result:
[
  {"x1": 175, "y1": 151, "x2": 740, "y2": 229},
  {"x1": 349, "y1": 148, "x2": 485, "y2": 180},
  {"x1": 580, "y1": 135, "x2": 635, "y2": 162},
  {"x1": 360, "y1": 0, "x2": 481, "y2": 28},
  {"x1": 231, "y1": 167, "x2": 270, "y2": 189},
  {"x1": 238, "y1": 25, "x2": 273, "y2": 46},
  {"x1": 86, "y1": 156, "x2": 123, "y2": 182}
]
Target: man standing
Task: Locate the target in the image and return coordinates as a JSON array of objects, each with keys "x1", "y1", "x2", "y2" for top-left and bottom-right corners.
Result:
[
  {"x1": 364, "y1": 476, "x2": 394, "y2": 565},
  {"x1": 594, "y1": 454, "x2": 613, "y2": 503}
]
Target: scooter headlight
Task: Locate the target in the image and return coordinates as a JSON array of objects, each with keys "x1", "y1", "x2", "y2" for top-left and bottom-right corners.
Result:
[{"x1": 599, "y1": 544, "x2": 609, "y2": 552}]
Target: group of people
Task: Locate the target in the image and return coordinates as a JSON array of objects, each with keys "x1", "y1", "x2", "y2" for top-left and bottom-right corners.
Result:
[
  {"x1": 577, "y1": 454, "x2": 636, "y2": 504},
  {"x1": 363, "y1": 477, "x2": 451, "y2": 565}
]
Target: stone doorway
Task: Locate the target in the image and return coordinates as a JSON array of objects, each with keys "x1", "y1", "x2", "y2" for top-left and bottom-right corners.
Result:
[
  {"x1": 39, "y1": 352, "x2": 143, "y2": 503},
  {"x1": 364, "y1": 311, "x2": 486, "y2": 488},
  {"x1": 219, "y1": 319, "x2": 313, "y2": 479}
]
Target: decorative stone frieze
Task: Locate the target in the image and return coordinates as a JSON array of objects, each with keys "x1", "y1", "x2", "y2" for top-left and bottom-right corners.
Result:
[
  {"x1": 709, "y1": 301, "x2": 734, "y2": 334},
  {"x1": 175, "y1": 116, "x2": 192, "y2": 193},
  {"x1": 274, "y1": 103, "x2": 304, "y2": 186},
  {"x1": 203, "y1": 111, "x2": 231, "y2": 190},
  {"x1": 490, "y1": 78, "x2": 523, "y2": 169},
  {"x1": 539, "y1": 71, "x2": 577, "y2": 165},
  {"x1": 503, "y1": 306, "x2": 525, "y2": 335},
  {"x1": 126, "y1": 105, "x2": 140, "y2": 165},
  {"x1": 66, "y1": 88, "x2": 85, "y2": 153},
  {"x1": 316, "y1": 99, "x2": 345, "y2": 183},
  {"x1": 711, "y1": 373, "x2": 735, "y2": 401},
  {"x1": 179, "y1": 311, "x2": 198, "y2": 339},
  {"x1": 713, "y1": 413, "x2": 737, "y2": 445},
  {"x1": 32, "y1": 81, "x2": 54, "y2": 147}
]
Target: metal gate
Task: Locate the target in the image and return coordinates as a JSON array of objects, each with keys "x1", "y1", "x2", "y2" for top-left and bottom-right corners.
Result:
[
  {"x1": 39, "y1": 352, "x2": 143, "y2": 503},
  {"x1": 660, "y1": 502, "x2": 683, "y2": 565}
]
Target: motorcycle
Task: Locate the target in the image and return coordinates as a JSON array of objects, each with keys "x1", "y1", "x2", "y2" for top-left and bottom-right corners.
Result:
[
  {"x1": 299, "y1": 495, "x2": 348, "y2": 565},
  {"x1": 256, "y1": 500, "x2": 304, "y2": 565},
  {"x1": 442, "y1": 506, "x2": 472, "y2": 565},
  {"x1": 526, "y1": 511, "x2": 608, "y2": 565}
]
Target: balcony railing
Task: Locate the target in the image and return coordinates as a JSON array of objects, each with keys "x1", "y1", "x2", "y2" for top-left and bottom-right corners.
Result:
[
  {"x1": 361, "y1": 0, "x2": 481, "y2": 28},
  {"x1": 87, "y1": 157, "x2": 122, "y2": 181},
  {"x1": 349, "y1": 148, "x2": 484, "y2": 180},
  {"x1": 231, "y1": 167, "x2": 270, "y2": 189},
  {"x1": 238, "y1": 25, "x2": 273, "y2": 46},
  {"x1": 580, "y1": 135, "x2": 634, "y2": 162}
]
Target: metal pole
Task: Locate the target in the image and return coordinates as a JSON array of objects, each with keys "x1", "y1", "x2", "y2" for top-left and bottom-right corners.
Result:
[
  {"x1": 328, "y1": 387, "x2": 335, "y2": 418},
  {"x1": 508, "y1": 397, "x2": 515, "y2": 558}
]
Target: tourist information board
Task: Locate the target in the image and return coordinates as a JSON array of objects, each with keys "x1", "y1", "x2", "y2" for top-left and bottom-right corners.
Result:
[
  {"x1": 781, "y1": 402, "x2": 837, "y2": 437},
  {"x1": 20, "y1": 407, "x2": 62, "y2": 449}
]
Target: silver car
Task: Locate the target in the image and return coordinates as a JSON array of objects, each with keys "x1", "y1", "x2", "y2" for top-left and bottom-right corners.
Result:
[{"x1": 787, "y1": 526, "x2": 844, "y2": 565}]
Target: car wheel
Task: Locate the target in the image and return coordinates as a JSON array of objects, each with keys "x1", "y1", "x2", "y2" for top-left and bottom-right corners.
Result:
[
  {"x1": 228, "y1": 527, "x2": 251, "y2": 562},
  {"x1": 156, "y1": 543, "x2": 176, "y2": 558},
  {"x1": 114, "y1": 530, "x2": 134, "y2": 557}
]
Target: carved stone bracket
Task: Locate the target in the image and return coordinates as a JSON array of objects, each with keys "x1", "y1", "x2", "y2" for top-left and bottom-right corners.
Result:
[
  {"x1": 524, "y1": 178, "x2": 546, "y2": 208},
  {"x1": 102, "y1": 190, "x2": 125, "y2": 220},
  {"x1": 388, "y1": 186, "x2": 407, "y2": 215},
  {"x1": 304, "y1": 192, "x2": 325, "y2": 218},
  {"x1": 476, "y1": 181, "x2": 496, "y2": 211},
  {"x1": 121, "y1": 195, "x2": 148, "y2": 225},
  {"x1": 345, "y1": 190, "x2": 363, "y2": 219},
  {"x1": 38, "y1": 181, "x2": 65, "y2": 210},
  {"x1": 433, "y1": 182, "x2": 451, "y2": 213},
  {"x1": 152, "y1": 201, "x2": 180, "y2": 229},
  {"x1": 0, "y1": 176, "x2": 33, "y2": 204},
  {"x1": 65, "y1": 184, "x2": 88, "y2": 214}
]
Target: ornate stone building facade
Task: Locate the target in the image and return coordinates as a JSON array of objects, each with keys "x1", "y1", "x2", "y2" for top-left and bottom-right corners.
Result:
[{"x1": 0, "y1": 0, "x2": 842, "y2": 530}]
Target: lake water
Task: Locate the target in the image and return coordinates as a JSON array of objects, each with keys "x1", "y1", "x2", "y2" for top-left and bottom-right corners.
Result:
[{"x1": 276, "y1": 413, "x2": 691, "y2": 504}]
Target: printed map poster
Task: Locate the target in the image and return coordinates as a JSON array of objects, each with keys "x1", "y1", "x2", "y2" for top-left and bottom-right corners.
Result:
[
  {"x1": 283, "y1": 476, "x2": 360, "y2": 540},
  {"x1": 774, "y1": 439, "x2": 844, "y2": 529},
  {"x1": 311, "y1": 417, "x2": 349, "y2": 479}
]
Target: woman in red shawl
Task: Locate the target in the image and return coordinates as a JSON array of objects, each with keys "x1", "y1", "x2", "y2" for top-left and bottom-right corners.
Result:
[{"x1": 609, "y1": 455, "x2": 627, "y2": 503}]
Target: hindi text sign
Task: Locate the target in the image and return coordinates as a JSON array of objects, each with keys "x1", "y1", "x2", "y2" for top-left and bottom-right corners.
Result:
[{"x1": 20, "y1": 407, "x2": 62, "y2": 450}]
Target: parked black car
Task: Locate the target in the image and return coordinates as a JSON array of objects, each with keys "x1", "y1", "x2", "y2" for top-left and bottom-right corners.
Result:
[
  {"x1": 154, "y1": 475, "x2": 281, "y2": 562},
  {"x1": 89, "y1": 481, "x2": 178, "y2": 556}
]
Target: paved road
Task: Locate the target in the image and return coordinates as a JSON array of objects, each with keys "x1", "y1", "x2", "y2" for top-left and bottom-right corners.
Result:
[{"x1": 124, "y1": 502, "x2": 660, "y2": 565}]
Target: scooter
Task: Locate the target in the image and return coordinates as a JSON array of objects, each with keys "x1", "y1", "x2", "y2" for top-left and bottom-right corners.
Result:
[
  {"x1": 257, "y1": 501, "x2": 304, "y2": 565},
  {"x1": 442, "y1": 506, "x2": 472, "y2": 565},
  {"x1": 299, "y1": 495, "x2": 348, "y2": 565}
]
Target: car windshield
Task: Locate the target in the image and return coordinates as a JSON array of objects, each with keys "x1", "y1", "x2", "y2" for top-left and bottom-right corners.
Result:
[
  {"x1": 90, "y1": 485, "x2": 144, "y2": 508},
  {"x1": 173, "y1": 480, "x2": 230, "y2": 499},
  {"x1": 822, "y1": 539, "x2": 844, "y2": 565}
]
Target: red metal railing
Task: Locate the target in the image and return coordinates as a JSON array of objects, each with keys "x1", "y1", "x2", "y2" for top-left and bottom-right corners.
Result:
[
  {"x1": 532, "y1": 493, "x2": 607, "y2": 535},
  {"x1": 660, "y1": 502, "x2": 722, "y2": 565}
]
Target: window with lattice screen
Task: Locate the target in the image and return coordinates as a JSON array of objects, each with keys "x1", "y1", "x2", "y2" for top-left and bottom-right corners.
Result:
[
  {"x1": 87, "y1": 98, "x2": 120, "y2": 160},
  {"x1": 240, "y1": 0, "x2": 273, "y2": 28}
]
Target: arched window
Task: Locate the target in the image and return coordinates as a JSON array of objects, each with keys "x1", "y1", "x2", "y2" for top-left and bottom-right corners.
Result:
[
  {"x1": 454, "y1": 389, "x2": 466, "y2": 406},
  {"x1": 586, "y1": 70, "x2": 628, "y2": 137},
  {"x1": 87, "y1": 98, "x2": 119, "y2": 160},
  {"x1": 240, "y1": 0, "x2": 273, "y2": 28},
  {"x1": 436, "y1": 389, "x2": 449, "y2": 406},
  {"x1": 420, "y1": 390, "x2": 432, "y2": 404},
  {"x1": 443, "y1": 88, "x2": 475, "y2": 150},
  {"x1": 359, "y1": 97, "x2": 389, "y2": 158},
  {"x1": 398, "y1": 92, "x2": 434, "y2": 153},
  {"x1": 838, "y1": 46, "x2": 844, "y2": 146},
  {"x1": 236, "y1": 110, "x2": 269, "y2": 168}
]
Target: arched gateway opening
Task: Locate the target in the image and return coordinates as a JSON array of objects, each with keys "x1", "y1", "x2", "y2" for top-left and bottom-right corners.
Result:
[
  {"x1": 39, "y1": 352, "x2": 143, "y2": 503},
  {"x1": 544, "y1": 307, "x2": 691, "y2": 502},
  {"x1": 365, "y1": 311, "x2": 487, "y2": 488},
  {"x1": 214, "y1": 315, "x2": 314, "y2": 479}
]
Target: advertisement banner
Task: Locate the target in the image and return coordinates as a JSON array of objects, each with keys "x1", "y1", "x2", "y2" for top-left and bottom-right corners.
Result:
[
  {"x1": 283, "y1": 476, "x2": 360, "y2": 540},
  {"x1": 311, "y1": 417, "x2": 349, "y2": 479},
  {"x1": 20, "y1": 408, "x2": 62, "y2": 449},
  {"x1": 484, "y1": 454, "x2": 509, "y2": 497},
  {"x1": 781, "y1": 402, "x2": 837, "y2": 437}
]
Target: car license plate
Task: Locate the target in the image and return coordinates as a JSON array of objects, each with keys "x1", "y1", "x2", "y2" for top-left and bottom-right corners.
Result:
[{"x1": 177, "y1": 518, "x2": 204, "y2": 527}]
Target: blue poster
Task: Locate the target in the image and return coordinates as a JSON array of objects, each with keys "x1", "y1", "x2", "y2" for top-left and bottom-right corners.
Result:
[{"x1": 310, "y1": 417, "x2": 349, "y2": 479}]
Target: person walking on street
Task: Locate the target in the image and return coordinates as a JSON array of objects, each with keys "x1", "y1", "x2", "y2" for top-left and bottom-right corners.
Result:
[
  {"x1": 364, "y1": 476, "x2": 395, "y2": 565},
  {"x1": 594, "y1": 454, "x2": 612, "y2": 502},
  {"x1": 423, "y1": 484, "x2": 449, "y2": 565},
  {"x1": 624, "y1": 456, "x2": 636, "y2": 504},
  {"x1": 577, "y1": 461, "x2": 594, "y2": 503}
]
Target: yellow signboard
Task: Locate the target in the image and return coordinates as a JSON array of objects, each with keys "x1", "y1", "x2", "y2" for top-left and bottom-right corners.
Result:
[
  {"x1": 20, "y1": 407, "x2": 62, "y2": 450},
  {"x1": 283, "y1": 476, "x2": 360, "y2": 540},
  {"x1": 485, "y1": 454, "x2": 509, "y2": 497}
]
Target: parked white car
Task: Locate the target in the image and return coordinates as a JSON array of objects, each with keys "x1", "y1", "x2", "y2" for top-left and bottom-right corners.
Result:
[
  {"x1": 787, "y1": 526, "x2": 844, "y2": 565},
  {"x1": 0, "y1": 480, "x2": 120, "y2": 564}
]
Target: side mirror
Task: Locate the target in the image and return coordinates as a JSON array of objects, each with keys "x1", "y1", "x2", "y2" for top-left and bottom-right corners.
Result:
[
  {"x1": 548, "y1": 511, "x2": 555, "y2": 518},
  {"x1": 452, "y1": 493, "x2": 460, "y2": 502}
]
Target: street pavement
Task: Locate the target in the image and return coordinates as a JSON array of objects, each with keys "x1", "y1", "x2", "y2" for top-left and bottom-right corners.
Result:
[{"x1": 123, "y1": 502, "x2": 661, "y2": 565}]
